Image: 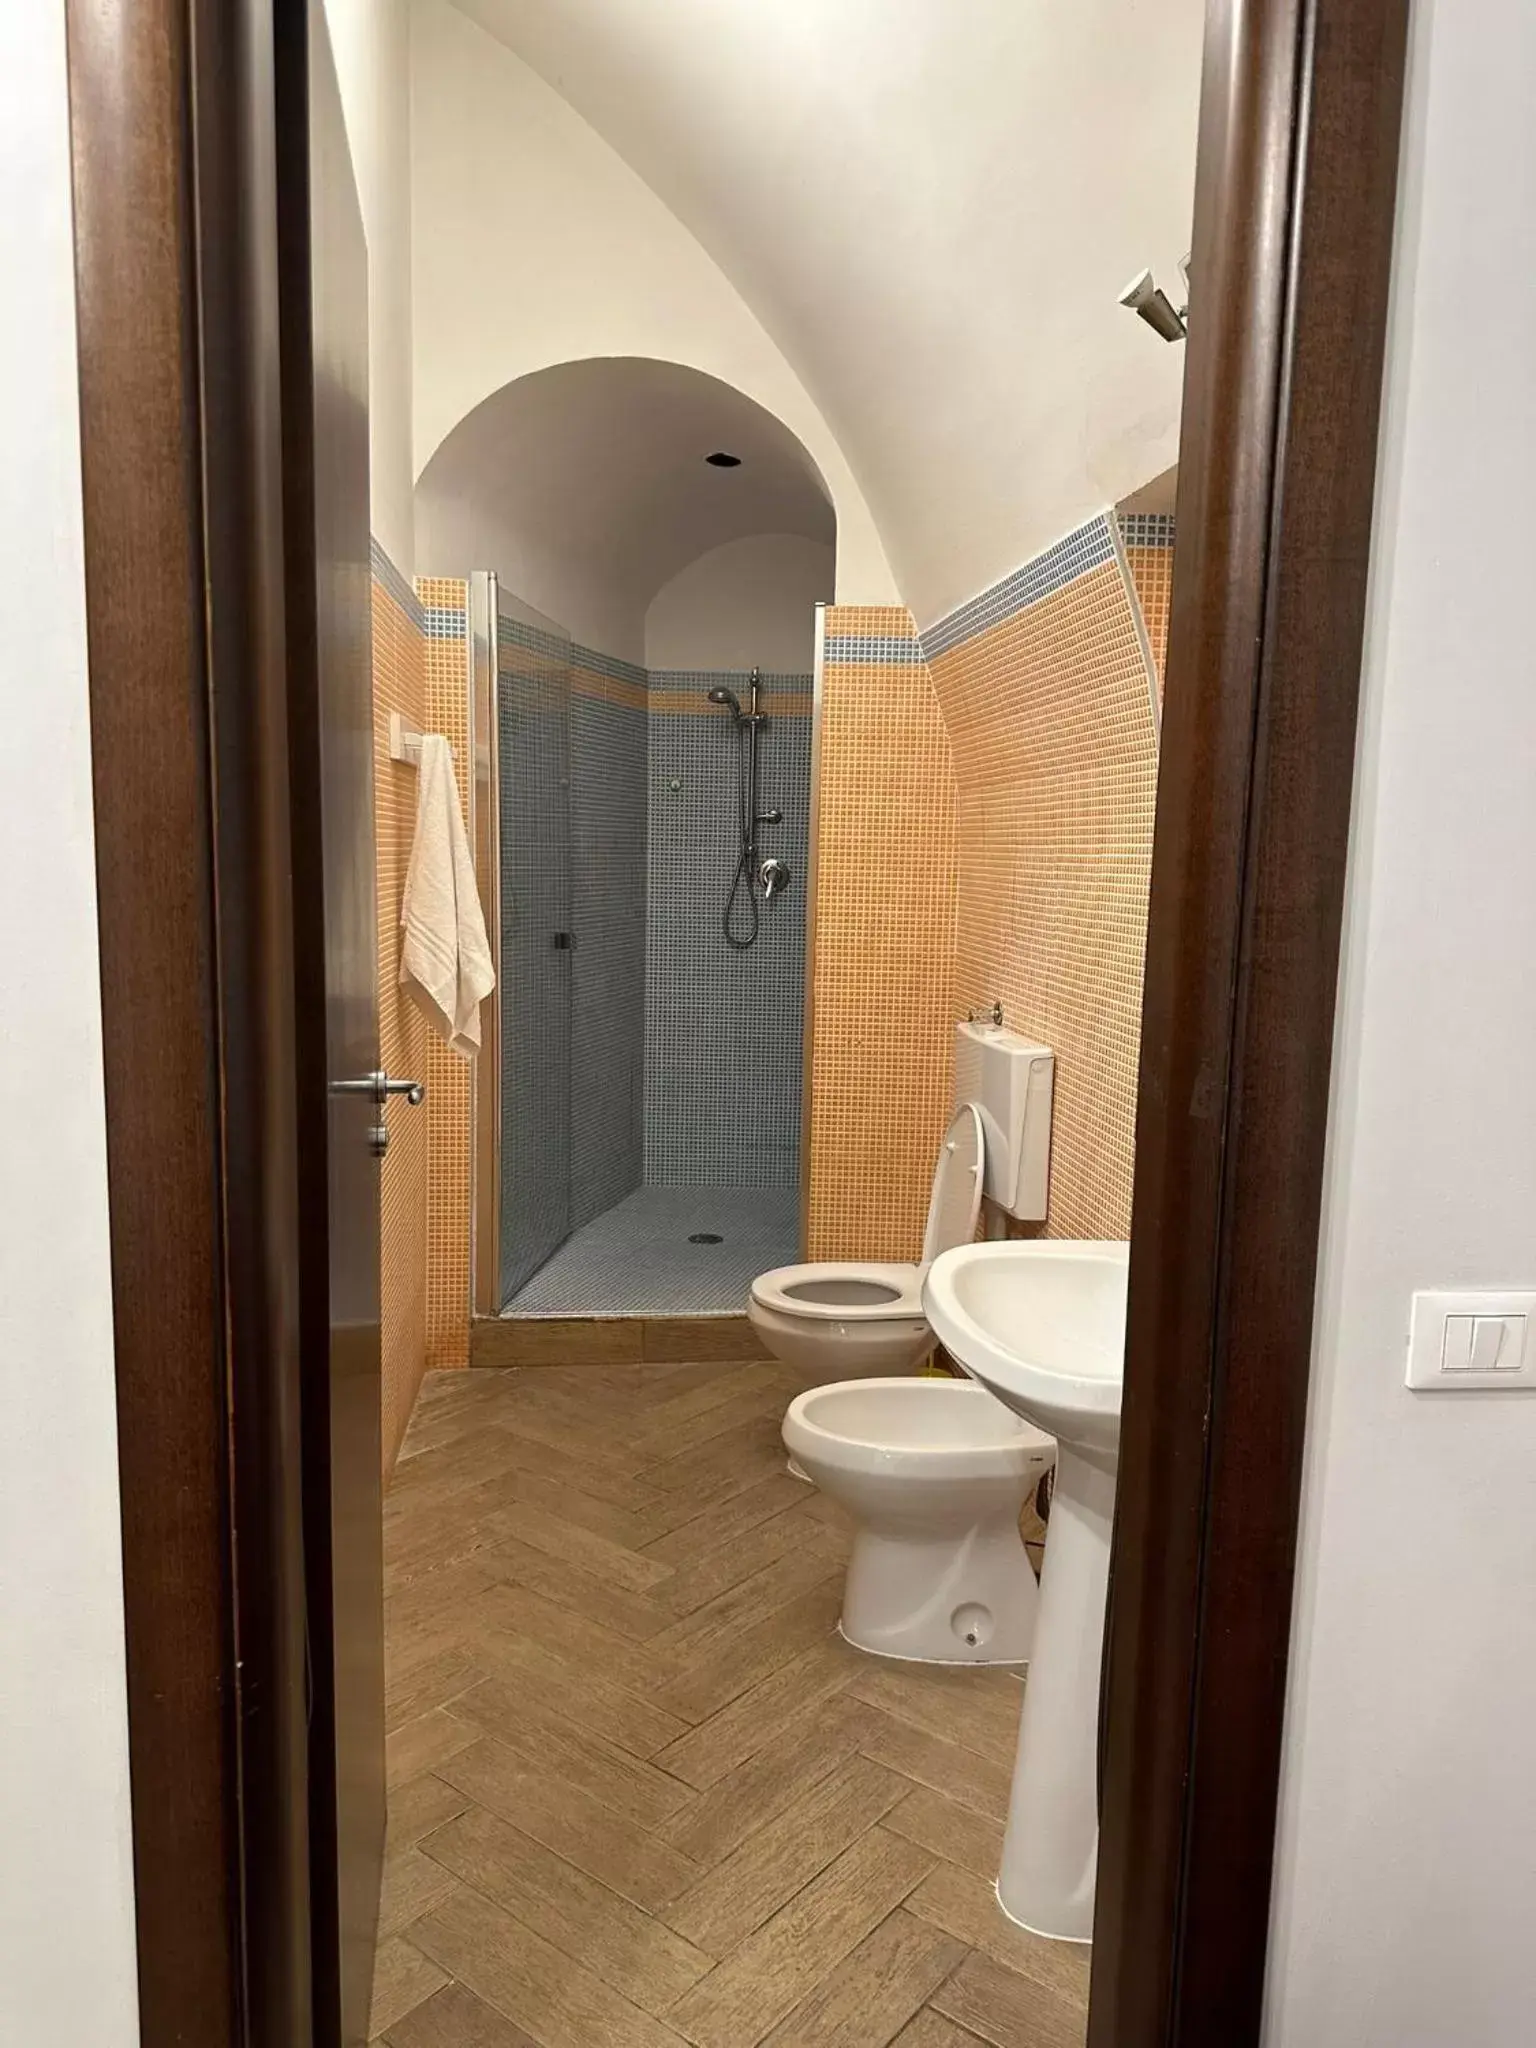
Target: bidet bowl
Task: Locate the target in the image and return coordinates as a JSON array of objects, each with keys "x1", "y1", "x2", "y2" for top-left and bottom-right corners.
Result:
[
  {"x1": 921, "y1": 1239, "x2": 1130, "y2": 1943},
  {"x1": 782, "y1": 1378, "x2": 1054, "y2": 1664}
]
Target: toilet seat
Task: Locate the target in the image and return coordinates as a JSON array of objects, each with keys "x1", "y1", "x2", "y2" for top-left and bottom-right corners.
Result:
[
  {"x1": 748, "y1": 1104, "x2": 984, "y2": 1386},
  {"x1": 750, "y1": 1262, "x2": 923, "y2": 1321}
]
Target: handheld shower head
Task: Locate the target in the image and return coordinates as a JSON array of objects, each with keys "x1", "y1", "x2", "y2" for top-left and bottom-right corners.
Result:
[{"x1": 707, "y1": 686, "x2": 743, "y2": 718}]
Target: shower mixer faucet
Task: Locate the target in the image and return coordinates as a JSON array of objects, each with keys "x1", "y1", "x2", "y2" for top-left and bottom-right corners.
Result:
[{"x1": 759, "y1": 857, "x2": 791, "y2": 901}]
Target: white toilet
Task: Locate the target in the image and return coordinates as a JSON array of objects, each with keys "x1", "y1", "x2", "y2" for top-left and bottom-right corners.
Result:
[
  {"x1": 748, "y1": 1100, "x2": 988, "y2": 1382},
  {"x1": 783, "y1": 1377, "x2": 1055, "y2": 1663},
  {"x1": 757, "y1": 1022, "x2": 1059, "y2": 1664},
  {"x1": 749, "y1": 1021, "x2": 1056, "y2": 1388}
]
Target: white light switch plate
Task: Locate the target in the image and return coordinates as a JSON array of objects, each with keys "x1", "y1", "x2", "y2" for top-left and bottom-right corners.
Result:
[{"x1": 1406, "y1": 1291, "x2": 1536, "y2": 1390}]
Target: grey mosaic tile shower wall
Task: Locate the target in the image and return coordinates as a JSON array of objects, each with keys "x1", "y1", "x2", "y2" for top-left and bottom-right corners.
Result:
[
  {"x1": 569, "y1": 648, "x2": 649, "y2": 1228},
  {"x1": 645, "y1": 673, "x2": 812, "y2": 1187},
  {"x1": 497, "y1": 615, "x2": 574, "y2": 1298}
]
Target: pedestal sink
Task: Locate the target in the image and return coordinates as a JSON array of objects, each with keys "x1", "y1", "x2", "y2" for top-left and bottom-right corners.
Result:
[{"x1": 923, "y1": 1239, "x2": 1129, "y2": 1943}]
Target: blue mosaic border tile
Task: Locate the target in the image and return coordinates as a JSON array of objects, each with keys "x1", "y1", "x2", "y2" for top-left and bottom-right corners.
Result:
[
  {"x1": 824, "y1": 634, "x2": 923, "y2": 665},
  {"x1": 422, "y1": 605, "x2": 468, "y2": 640},
  {"x1": 369, "y1": 536, "x2": 425, "y2": 630},
  {"x1": 1118, "y1": 512, "x2": 1177, "y2": 549},
  {"x1": 919, "y1": 513, "x2": 1117, "y2": 660}
]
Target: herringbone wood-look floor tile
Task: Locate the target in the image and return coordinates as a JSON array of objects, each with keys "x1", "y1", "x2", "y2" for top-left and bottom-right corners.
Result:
[{"x1": 373, "y1": 1363, "x2": 1087, "y2": 2047}]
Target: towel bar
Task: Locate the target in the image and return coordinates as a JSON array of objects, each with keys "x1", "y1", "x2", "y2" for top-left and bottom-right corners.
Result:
[{"x1": 389, "y1": 711, "x2": 429, "y2": 764}]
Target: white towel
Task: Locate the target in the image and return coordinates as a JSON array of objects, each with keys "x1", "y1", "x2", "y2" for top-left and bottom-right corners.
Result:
[{"x1": 399, "y1": 735, "x2": 495, "y2": 1058}]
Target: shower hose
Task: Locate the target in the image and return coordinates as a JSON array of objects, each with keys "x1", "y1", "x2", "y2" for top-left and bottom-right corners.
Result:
[{"x1": 723, "y1": 714, "x2": 759, "y2": 949}]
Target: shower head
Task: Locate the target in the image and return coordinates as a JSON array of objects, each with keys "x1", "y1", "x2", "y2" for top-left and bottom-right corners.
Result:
[{"x1": 707, "y1": 687, "x2": 743, "y2": 718}]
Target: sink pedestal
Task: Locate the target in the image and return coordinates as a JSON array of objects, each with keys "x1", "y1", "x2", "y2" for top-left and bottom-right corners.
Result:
[
  {"x1": 998, "y1": 1443, "x2": 1115, "y2": 1943},
  {"x1": 919, "y1": 1237, "x2": 1128, "y2": 1943}
]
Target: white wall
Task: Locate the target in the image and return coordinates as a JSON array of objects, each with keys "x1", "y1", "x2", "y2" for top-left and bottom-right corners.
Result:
[
  {"x1": 645, "y1": 533, "x2": 832, "y2": 671},
  {"x1": 0, "y1": 10, "x2": 139, "y2": 2044},
  {"x1": 324, "y1": 0, "x2": 416, "y2": 574},
  {"x1": 410, "y1": 0, "x2": 894, "y2": 605},
  {"x1": 1266, "y1": 5, "x2": 1536, "y2": 2042},
  {"x1": 417, "y1": 479, "x2": 642, "y2": 658},
  {"x1": 452, "y1": 0, "x2": 1203, "y2": 626}
]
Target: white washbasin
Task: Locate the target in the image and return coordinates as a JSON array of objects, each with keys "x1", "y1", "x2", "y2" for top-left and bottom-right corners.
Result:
[
  {"x1": 922, "y1": 1239, "x2": 1128, "y2": 1462},
  {"x1": 922, "y1": 1237, "x2": 1131, "y2": 1946}
]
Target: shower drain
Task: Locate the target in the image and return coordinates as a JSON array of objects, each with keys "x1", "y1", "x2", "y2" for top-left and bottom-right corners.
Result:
[{"x1": 688, "y1": 1232, "x2": 724, "y2": 1245}]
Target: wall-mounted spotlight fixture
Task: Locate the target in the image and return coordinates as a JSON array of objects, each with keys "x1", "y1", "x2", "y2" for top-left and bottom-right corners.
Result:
[{"x1": 1119, "y1": 262, "x2": 1189, "y2": 343}]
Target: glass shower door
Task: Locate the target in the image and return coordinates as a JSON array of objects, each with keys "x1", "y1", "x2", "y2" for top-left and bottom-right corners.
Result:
[{"x1": 496, "y1": 589, "x2": 574, "y2": 1303}]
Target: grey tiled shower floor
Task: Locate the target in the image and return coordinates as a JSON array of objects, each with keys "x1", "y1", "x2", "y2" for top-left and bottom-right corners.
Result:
[{"x1": 501, "y1": 1185, "x2": 800, "y2": 1318}]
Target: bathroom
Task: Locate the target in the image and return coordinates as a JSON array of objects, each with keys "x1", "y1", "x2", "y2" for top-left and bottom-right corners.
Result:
[{"x1": 363, "y1": 3, "x2": 1200, "y2": 2041}]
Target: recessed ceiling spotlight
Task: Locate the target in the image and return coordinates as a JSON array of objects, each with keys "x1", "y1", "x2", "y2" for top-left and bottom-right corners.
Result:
[{"x1": 705, "y1": 450, "x2": 742, "y2": 468}]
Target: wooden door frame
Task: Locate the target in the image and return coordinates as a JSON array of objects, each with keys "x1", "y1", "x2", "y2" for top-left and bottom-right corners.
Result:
[
  {"x1": 66, "y1": 0, "x2": 319, "y2": 2040},
  {"x1": 64, "y1": 0, "x2": 1409, "y2": 2042},
  {"x1": 1092, "y1": 1, "x2": 1410, "y2": 2041}
]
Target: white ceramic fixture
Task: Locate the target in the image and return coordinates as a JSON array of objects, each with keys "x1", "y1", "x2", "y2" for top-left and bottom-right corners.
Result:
[
  {"x1": 748, "y1": 1023, "x2": 1053, "y2": 1388},
  {"x1": 953, "y1": 1019, "x2": 1054, "y2": 1221},
  {"x1": 923, "y1": 1238, "x2": 1130, "y2": 1943},
  {"x1": 749, "y1": 1103, "x2": 981, "y2": 1383},
  {"x1": 782, "y1": 1377, "x2": 1054, "y2": 1664}
]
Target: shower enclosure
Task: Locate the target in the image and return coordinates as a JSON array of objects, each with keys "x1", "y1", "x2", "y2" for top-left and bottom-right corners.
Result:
[{"x1": 468, "y1": 570, "x2": 813, "y2": 1318}]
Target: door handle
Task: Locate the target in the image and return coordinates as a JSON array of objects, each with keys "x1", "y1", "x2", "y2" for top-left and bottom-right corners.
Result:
[
  {"x1": 331, "y1": 1071, "x2": 426, "y2": 1155},
  {"x1": 330, "y1": 1070, "x2": 426, "y2": 1108}
]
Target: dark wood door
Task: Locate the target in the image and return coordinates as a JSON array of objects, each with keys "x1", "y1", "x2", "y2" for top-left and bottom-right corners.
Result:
[{"x1": 278, "y1": 6, "x2": 385, "y2": 2042}]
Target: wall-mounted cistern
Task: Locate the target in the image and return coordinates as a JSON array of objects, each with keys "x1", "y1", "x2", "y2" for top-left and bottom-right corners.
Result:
[{"x1": 711, "y1": 667, "x2": 788, "y2": 948}]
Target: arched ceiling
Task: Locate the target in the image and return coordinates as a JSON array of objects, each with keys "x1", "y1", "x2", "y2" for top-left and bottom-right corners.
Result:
[
  {"x1": 414, "y1": 356, "x2": 835, "y2": 655},
  {"x1": 449, "y1": 0, "x2": 1205, "y2": 625}
]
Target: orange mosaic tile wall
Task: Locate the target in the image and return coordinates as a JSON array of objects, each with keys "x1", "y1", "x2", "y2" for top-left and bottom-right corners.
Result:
[
  {"x1": 923, "y1": 516, "x2": 1161, "y2": 1240},
  {"x1": 371, "y1": 544, "x2": 430, "y2": 1475},
  {"x1": 806, "y1": 609, "x2": 958, "y2": 1260},
  {"x1": 418, "y1": 577, "x2": 473, "y2": 1371}
]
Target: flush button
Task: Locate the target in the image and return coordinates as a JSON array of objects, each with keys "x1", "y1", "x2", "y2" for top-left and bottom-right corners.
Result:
[{"x1": 1408, "y1": 1293, "x2": 1536, "y2": 1389}]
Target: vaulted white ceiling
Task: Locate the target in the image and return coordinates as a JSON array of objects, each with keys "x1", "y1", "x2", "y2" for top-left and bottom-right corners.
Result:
[
  {"x1": 449, "y1": 0, "x2": 1205, "y2": 625},
  {"x1": 415, "y1": 357, "x2": 834, "y2": 658}
]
